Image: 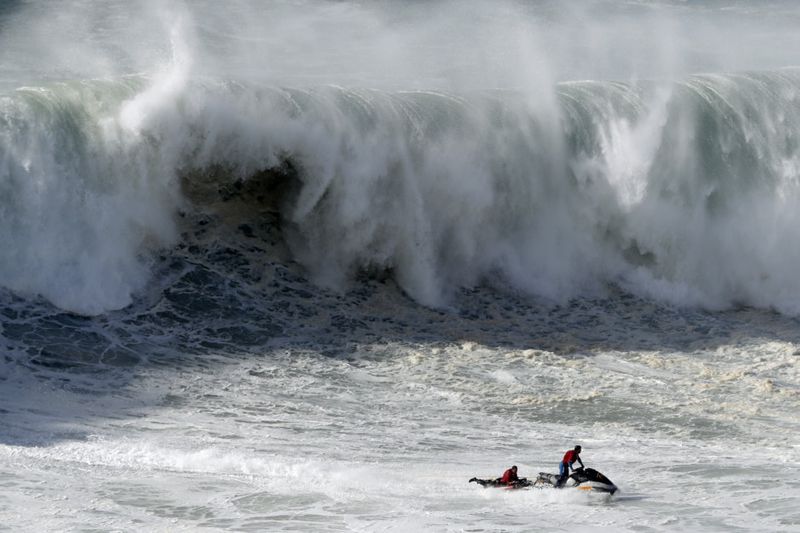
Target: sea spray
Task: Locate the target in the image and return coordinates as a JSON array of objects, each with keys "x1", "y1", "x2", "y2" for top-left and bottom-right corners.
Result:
[
  {"x1": 0, "y1": 80, "x2": 180, "y2": 314},
  {"x1": 4, "y1": 71, "x2": 800, "y2": 313},
  {"x1": 3, "y1": 1, "x2": 800, "y2": 315}
]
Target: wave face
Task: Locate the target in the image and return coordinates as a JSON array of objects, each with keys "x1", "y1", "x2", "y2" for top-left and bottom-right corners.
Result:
[
  {"x1": 2, "y1": 1, "x2": 800, "y2": 315},
  {"x1": 4, "y1": 71, "x2": 800, "y2": 314},
  {"x1": 0, "y1": 79, "x2": 181, "y2": 313},
  {"x1": 3, "y1": 4, "x2": 800, "y2": 532}
]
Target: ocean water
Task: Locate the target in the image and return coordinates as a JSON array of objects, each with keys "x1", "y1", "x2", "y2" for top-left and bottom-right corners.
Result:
[{"x1": 1, "y1": 0, "x2": 799, "y2": 531}]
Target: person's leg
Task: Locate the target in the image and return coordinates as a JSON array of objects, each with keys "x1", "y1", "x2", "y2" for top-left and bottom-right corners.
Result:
[{"x1": 557, "y1": 462, "x2": 567, "y2": 487}]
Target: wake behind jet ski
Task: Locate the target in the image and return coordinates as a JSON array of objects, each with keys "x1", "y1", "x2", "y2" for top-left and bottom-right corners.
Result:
[{"x1": 533, "y1": 467, "x2": 618, "y2": 494}]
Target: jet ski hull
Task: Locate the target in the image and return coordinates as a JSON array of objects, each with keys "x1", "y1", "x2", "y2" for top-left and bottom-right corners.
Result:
[
  {"x1": 534, "y1": 468, "x2": 618, "y2": 494},
  {"x1": 470, "y1": 468, "x2": 617, "y2": 494}
]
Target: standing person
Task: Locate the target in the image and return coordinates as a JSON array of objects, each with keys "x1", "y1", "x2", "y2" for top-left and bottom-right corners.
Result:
[
  {"x1": 557, "y1": 445, "x2": 584, "y2": 487},
  {"x1": 500, "y1": 465, "x2": 519, "y2": 485}
]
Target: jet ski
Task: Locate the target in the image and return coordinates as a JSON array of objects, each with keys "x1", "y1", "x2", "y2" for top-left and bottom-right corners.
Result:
[
  {"x1": 533, "y1": 467, "x2": 618, "y2": 494},
  {"x1": 468, "y1": 477, "x2": 534, "y2": 489}
]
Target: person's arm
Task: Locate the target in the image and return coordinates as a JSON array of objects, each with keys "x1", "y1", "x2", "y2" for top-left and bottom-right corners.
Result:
[{"x1": 577, "y1": 456, "x2": 585, "y2": 469}]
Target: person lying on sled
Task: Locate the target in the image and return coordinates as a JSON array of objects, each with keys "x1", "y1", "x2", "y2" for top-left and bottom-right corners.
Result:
[{"x1": 500, "y1": 465, "x2": 519, "y2": 485}]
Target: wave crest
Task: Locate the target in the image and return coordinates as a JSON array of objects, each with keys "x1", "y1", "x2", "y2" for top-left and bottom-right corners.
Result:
[{"x1": 4, "y1": 70, "x2": 800, "y2": 313}]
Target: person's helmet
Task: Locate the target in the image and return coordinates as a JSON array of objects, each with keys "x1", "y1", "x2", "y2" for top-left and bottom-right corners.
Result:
[{"x1": 574, "y1": 445, "x2": 582, "y2": 452}]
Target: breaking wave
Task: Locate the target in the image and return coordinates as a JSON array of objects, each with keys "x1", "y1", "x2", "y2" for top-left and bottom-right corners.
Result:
[{"x1": 3, "y1": 66, "x2": 800, "y2": 315}]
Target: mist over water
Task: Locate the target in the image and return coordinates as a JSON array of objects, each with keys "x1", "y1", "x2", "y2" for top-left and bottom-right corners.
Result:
[
  {"x1": 3, "y1": 0, "x2": 800, "y2": 313},
  {"x1": 1, "y1": 1, "x2": 800, "y2": 532}
]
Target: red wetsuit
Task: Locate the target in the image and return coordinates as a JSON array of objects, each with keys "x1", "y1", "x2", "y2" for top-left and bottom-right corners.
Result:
[
  {"x1": 500, "y1": 468, "x2": 519, "y2": 484},
  {"x1": 562, "y1": 450, "x2": 579, "y2": 464},
  {"x1": 558, "y1": 450, "x2": 583, "y2": 486}
]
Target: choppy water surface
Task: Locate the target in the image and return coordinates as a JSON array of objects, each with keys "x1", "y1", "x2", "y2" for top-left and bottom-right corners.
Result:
[
  {"x1": 1, "y1": 1, "x2": 800, "y2": 531},
  {"x1": 1, "y1": 225, "x2": 798, "y2": 530}
]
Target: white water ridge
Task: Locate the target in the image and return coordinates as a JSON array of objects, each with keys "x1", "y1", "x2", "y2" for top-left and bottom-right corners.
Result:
[
  {"x1": 1, "y1": 1, "x2": 799, "y2": 532},
  {"x1": 6, "y1": 72, "x2": 800, "y2": 314}
]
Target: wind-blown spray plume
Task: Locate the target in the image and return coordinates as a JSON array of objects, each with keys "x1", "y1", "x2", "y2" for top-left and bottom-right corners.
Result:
[{"x1": 2, "y1": 1, "x2": 800, "y2": 314}]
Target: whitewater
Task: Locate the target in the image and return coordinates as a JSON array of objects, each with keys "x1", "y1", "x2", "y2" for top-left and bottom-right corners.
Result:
[{"x1": 0, "y1": 0, "x2": 798, "y2": 531}]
